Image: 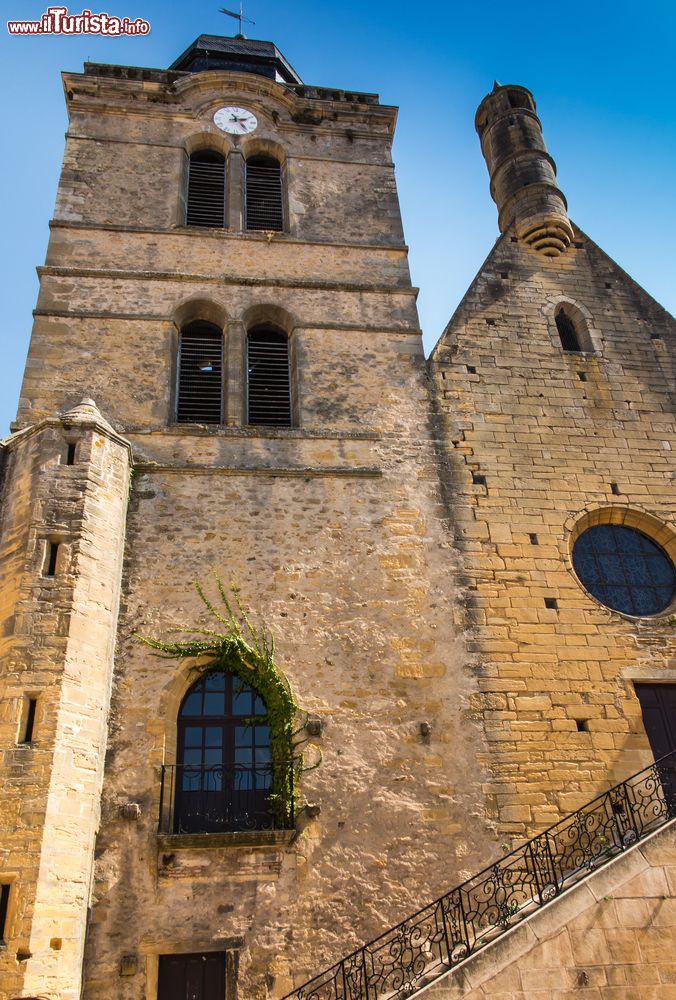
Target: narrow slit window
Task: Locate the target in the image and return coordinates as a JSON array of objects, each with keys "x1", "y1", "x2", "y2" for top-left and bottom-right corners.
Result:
[
  {"x1": 0, "y1": 884, "x2": 10, "y2": 944},
  {"x1": 245, "y1": 156, "x2": 283, "y2": 231},
  {"x1": 555, "y1": 309, "x2": 582, "y2": 352},
  {"x1": 66, "y1": 442, "x2": 76, "y2": 465},
  {"x1": 46, "y1": 542, "x2": 59, "y2": 577},
  {"x1": 186, "y1": 151, "x2": 226, "y2": 228},
  {"x1": 247, "y1": 327, "x2": 291, "y2": 426},
  {"x1": 21, "y1": 698, "x2": 37, "y2": 744},
  {"x1": 176, "y1": 322, "x2": 223, "y2": 424}
]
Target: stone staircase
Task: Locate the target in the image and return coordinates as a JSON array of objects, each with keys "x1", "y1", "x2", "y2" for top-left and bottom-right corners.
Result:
[{"x1": 281, "y1": 752, "x2": 676, "y2": 1000}]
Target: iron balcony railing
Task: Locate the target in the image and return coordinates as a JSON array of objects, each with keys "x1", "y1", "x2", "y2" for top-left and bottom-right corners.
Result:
[
  {"x1": 282, "y1": 749, "x2": 676, "y2": 1000},
  {"x1": 158, "y1": 761, "x2": 296, "y2": 835}
]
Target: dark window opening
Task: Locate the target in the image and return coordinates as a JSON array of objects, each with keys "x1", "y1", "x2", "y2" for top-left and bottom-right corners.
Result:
[
  {"x1": 176, "y1": 322, "x2": 223, "y2": 424},
  {"x1": 573, "y1": 524, "x2": 676, "y2": 617},
  {"x1": 555, "y1": 309, "x2": 582, "y2": 352},
  {"x1": 245, "y1": 156, "x2": 283, "y2": 231},
  {"x1": 610, "y1": 482, "x2": 621, "y2": 495},
  {"x1": 577, "y1": 371, "x2": 587, "y2": 382},
  {"x1": 529, "y1": 533, "x2": 539, "y2": 545},
  {"x1": 508, "y1": 91, "x2": 531, "y2": 110},
  {"x1": 167, "y1": 671, "x2": 293, "y2": 834},
  {"x1": 247, "y1": 327, "x2": 291, "y2": 426},
  {"x1": 576, "y1": 719, "x2": 589, "y2": 733},
  {"x1": 0, "y1": 884, "x2": 10, "y2": 944},
  {"x1": 46, "y1": 543, "x2": 59, "y2": 577},
  {"x1": 20, "y1": 698, "x2": 37, "y2": 744},
  {"x1": 186, "y1": 150, "x2": 226, "y2": 229},
  {"x1": 467, "y1": 365, "x2": 476, "y2": 374},
  {"x1": 544, "y1": 597, "x2": 558, "y2": 609},
  {"x1": 66, "y1": 442, "x2": 76, "y2": 465},
  {"x1": 472, "y1": 472, "x2": 486, "y2": 486}
]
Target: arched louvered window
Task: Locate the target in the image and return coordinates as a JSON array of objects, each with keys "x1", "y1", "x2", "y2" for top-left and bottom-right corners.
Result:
[
  {"x1": 186, "y1": 150, "x2": 226, "y2": 228},
  {"x1": 555, "y1": 308, "x2": 583, "y2": 352},
  {"x1": 176, "y1": 321, "x2": 223, "y2": 424},
  {"x1": 245, "y1": 155, "x2": 284, "y2": 231},
  {"x1": 247, "y1": 326, "x2": 292, "y2": 426}
]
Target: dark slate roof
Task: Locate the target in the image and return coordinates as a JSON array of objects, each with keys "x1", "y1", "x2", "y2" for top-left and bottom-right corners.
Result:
[{"x1": 170, "y1": 34, "x2": 303, "y2": 84}]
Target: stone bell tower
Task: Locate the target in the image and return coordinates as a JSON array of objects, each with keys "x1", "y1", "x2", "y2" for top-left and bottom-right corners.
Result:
[{"x1": 0, "y1": 32, "x2": 494, "y2": 1000}]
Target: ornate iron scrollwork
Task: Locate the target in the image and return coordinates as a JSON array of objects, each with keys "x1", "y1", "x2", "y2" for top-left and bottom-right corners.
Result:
[{"x1": 280, "y1": 749, "x2": 676, "y2": 1000}]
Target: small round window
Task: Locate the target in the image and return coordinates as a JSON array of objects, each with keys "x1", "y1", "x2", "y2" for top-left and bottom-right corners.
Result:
[{"x1": 572, "y1": 524, "x2": 676, "y2": 616}]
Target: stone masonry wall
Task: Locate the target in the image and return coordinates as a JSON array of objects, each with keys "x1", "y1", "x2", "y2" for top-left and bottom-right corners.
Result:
[
  {"x1": 429, "y1": 229, "x2": 676, "y2": 839},
  {"x1": 82, "y1": 332, "x2": 497, "y2": 999}
]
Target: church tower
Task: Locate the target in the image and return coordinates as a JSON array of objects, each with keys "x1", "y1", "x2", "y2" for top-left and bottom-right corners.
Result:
[{"x1": 0, "y1": 33, "x2": 495, "y2": 1000}]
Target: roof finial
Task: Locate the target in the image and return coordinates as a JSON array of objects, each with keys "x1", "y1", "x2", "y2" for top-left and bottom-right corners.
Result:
[{"x1": 219, "y1": 3, "x2": 255, "y2": 38}]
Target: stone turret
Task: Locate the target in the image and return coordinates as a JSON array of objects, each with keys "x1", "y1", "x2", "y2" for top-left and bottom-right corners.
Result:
[
  {"x1": 0, "y1": 401, "x2": 130, "y2": 1000},
  {"x1": 475, "y1": 83, "x2": 574, "y2": 256}
]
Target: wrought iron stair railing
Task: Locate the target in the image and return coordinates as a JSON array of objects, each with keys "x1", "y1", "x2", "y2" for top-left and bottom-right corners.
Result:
[{"x1": 282, "y1": 749, "x2": 676, "y2": 1000}]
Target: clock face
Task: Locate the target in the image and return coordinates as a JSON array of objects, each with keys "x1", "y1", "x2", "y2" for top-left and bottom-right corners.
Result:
[{"x1": 213, "y1": 106, "x2": 258, "y2": 135}]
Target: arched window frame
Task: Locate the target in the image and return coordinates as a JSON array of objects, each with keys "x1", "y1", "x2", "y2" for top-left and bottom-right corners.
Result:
[
  {"x1": 172, "y1": 670, "x2": 275, "y2": 833},
  {"x1": 563, "y1": 505, "x2": 676, "y2": 620},
  {"x1": 156, "y1": 656, "x2": 297, "y2": 836},
  {"x1": 546, "y1": 298, "x2": 600, "y2": 354}
]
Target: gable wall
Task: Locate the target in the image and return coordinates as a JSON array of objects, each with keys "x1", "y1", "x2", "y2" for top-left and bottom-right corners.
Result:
[{"x1": 429, "y1": 230, "x2": 676, "y2": 837}]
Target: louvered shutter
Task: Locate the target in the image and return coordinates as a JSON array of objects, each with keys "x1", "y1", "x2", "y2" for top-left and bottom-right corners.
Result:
[
  {"x1": 186, "y1": 151, "x2": 226, "y2": 228},
  {"x1": 245, "y1": 157, "x2": 284, "y2": 231},
  {"x1": 176, "y1": 322, "x2": 223, "y2": 423},
  {"x1": 247, "y1": 328, "x2": 291, "y2": 426}
]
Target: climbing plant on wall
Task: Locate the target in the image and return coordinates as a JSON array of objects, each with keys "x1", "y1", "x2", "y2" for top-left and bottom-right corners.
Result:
[{"x1": 134, "y1": 575, "x2": 320, "y2": 823}]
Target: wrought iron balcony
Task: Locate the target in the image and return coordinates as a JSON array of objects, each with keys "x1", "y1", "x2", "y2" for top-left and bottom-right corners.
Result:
[
  {"x1": 158, "y1": 761, "x2": 296, "y2": 834},
  {"x1": 282, "y1": 749, "x2": 676, "y2": 1000}
]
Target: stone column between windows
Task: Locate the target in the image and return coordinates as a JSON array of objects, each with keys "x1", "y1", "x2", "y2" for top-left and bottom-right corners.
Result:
[
  {"x1": 226, "y1": 321, "x2": 246, "y2": 425},
  {"x1": 228, "y1": 149, "x2": 245, "y2": 232}
]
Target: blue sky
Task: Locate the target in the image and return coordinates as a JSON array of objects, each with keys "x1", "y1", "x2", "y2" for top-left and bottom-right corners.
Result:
[{"x1": 1, "y1": 0, "x2": 674, "y2": 435}]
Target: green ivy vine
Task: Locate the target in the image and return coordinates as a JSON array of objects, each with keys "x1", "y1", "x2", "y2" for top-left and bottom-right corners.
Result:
[{"x1": 134, "y1": 574, "x2": 320, "y2": 825}]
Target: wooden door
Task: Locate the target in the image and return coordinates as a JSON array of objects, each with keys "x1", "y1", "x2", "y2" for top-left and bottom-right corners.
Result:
[
  {"x1": 634, "y1": 683, "x2": 676, "y2": 813},
  {"x1": 158, "y1": 952, "x2": 226, "y2": 1000}
]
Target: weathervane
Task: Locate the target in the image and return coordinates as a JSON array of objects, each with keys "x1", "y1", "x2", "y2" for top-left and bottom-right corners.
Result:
[{"x1": 219, "y1": 3, "x2": 255, "y2": 36}]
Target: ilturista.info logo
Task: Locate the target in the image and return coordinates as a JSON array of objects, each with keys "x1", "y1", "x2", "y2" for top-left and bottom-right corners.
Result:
[{"x1": 7, "y1": 6, "x2": 151, "y2": 34}]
